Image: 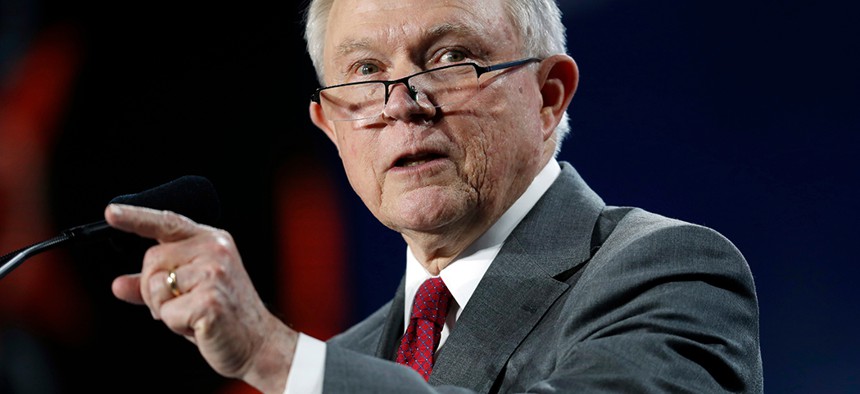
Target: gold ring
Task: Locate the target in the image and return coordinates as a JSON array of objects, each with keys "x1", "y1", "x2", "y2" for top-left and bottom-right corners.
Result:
[{"x1": 166, "y1": 269, "x2": 181, "y2": 297}]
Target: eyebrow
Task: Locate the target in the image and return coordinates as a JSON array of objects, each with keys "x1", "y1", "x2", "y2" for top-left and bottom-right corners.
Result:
[
  {"x1": 425, "y1": 22, "x2": 476, "y2": 40},
  {"x1": 334, "y1": 22, "x2": 480, "y2": 58},
  {"x1": 335, "y1": 38, "x2": 374, "y2": 58}
]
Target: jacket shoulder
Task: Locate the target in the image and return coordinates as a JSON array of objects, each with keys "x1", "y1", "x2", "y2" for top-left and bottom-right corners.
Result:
[{"x1": 596, "y1": 206, "x2": 746, "y2": 263}]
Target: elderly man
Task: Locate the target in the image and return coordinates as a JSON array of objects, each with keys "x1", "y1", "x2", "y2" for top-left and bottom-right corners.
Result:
[{"x1": 107, "y1": 0, "x2": 764, "y2": 392}]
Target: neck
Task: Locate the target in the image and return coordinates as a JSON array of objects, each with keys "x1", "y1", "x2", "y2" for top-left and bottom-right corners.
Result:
[
  {"x1": 401, "y1": 214, "x2": 494, "y2": 275},
  {"x1": 401, "y1": 149, "x2": 555, "y2": 276},
  {"x1": 404, "y1": 155, "x2": 555, "y2": 275}
]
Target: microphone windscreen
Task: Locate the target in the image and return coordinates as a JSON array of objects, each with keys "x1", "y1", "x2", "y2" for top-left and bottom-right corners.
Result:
[
  {"x1": 90, "y1": 175, "x2": 223, "y2": 258},
  {"x1": 110, "y1": 175, "x2": 221, "y2": 226}
]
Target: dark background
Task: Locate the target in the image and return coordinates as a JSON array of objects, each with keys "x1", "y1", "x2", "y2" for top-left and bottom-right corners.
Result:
[{"x1": 1, "y1": 0, "x2": 858, "y2": 392}]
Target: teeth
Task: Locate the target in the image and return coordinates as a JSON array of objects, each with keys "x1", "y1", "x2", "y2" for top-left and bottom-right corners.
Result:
[{"x1": 404, "y1": 159, "x2": 429, "y2": 167}]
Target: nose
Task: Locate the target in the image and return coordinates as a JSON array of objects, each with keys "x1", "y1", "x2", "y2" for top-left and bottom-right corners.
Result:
[{"x1": 382, "y1": 83, "x2": 436, "y2": 121}]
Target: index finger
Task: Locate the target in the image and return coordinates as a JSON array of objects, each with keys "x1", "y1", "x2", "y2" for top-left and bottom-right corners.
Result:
[{"x1": 105, "y1": 203, "x2": 201, "y2": 243}]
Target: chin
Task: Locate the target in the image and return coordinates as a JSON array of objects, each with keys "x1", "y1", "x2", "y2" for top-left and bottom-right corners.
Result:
[{"x1": 387, "y1": 194, "x2": 474, "y2": 234}]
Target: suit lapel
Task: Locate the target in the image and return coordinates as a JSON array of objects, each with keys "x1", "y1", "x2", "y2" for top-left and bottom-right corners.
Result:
[
  {"x1": 428, "y1": 163, "x2": 605, "y2": 391},
  {"x1": 375, "y1": 275, "x2": 406, "y2": 360}
]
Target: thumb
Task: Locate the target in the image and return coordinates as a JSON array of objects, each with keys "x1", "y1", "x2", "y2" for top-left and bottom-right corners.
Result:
[{"x1": 112, "y1": 273, "x2": 145, "y2": 305}]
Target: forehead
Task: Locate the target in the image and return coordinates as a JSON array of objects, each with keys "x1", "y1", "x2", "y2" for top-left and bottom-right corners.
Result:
[{"x1": 325, "y1": 0, "x2": 516, "y2": 60}]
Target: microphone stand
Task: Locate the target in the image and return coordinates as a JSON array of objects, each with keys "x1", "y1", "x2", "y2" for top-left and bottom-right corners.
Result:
[
  {"x1": 0, "y1": 221, "x2": 113, "y2": 280},
  {"x1": 0, "y1": 235, "x2": 70, "y2": 280},
  {"x1": 0, "y1": 175, "x2": 219, "y2": 281}
]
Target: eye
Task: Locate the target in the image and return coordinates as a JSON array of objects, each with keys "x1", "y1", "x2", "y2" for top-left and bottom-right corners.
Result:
[
  {"x1": 440, "y1": 50, "x2": 467, "y2": 63},
  {"x1": 357, "y1": 63, "x2": 380, "y2": 76}
]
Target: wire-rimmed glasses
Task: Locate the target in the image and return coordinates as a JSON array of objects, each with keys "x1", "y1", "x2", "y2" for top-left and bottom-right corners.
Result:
[{"x1": 311, "y1": 57, "x2": 542, "y2": 122}]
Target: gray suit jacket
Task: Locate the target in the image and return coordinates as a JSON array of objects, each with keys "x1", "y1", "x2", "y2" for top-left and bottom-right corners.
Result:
[{"x1": 322, "y1": 162, "x2": 763, "y2": 393}]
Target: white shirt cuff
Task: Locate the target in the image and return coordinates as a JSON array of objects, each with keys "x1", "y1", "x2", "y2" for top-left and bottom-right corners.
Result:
[{"x1": 283, "y1": 333, "x2": 326, "y2": 394}]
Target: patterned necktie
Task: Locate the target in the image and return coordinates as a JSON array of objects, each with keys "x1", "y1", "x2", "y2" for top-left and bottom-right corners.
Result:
[{"x1": 396, "y1": 277, "x2": 453, "y2": 381}]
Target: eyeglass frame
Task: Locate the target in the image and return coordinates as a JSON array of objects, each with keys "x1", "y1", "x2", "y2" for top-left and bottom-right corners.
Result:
[{"x1": 310, "y1": 57, "x2": 543, "y2": 119}]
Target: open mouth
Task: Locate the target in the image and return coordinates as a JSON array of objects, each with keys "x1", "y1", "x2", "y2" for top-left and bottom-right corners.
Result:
[{"x1": 394, "y1": 152, "x2": 446, "y2": 168}]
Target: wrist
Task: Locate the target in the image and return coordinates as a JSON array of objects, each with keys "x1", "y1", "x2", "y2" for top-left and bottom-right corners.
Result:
[{"x1": 241, "y1": 315, "x2": 299, "y2": 394}]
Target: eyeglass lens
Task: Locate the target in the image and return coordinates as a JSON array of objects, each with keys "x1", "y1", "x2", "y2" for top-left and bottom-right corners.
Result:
[{"x1": 319, "y1": 64, "x2": 479, "y2": 121}]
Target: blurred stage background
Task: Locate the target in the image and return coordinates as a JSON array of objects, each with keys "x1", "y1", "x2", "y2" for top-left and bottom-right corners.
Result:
[{"x1": 0, "y1": 0, "x2": 857, "y2": 392}]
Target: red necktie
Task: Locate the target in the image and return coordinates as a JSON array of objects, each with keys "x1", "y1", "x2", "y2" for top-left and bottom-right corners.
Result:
[{"x1": 396, "y1": 277, "x2": 453, "y2": 381}]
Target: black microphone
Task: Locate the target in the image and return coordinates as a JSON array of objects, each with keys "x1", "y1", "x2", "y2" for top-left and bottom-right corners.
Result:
[
  {"x1": 111, "y1": 175, "x2": 221, "y2": 225},
  {"x1": 0, "y1": 175, "x2": 221, "y2": 280},
  {"x1": 67, "y1": 175, "x2": 221, "y2": 244}
]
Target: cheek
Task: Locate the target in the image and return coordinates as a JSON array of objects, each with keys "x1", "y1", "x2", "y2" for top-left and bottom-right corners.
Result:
[
  {"x1": 461, "y1": 89, "x2": 543, "y2": 183},
  {"x1": 469, "y1": 91, "x2": 538, "y2": 154},
  {"x1": 338, "y1": 135, "x2": 384, "y2": 206},
  {"x1": 493, "y1": 86, "x2": 544, "y2": 151}
]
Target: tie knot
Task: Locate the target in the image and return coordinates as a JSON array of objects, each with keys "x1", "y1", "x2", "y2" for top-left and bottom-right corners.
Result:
[{"x1": 410, "y1": 277, "x2": 452, "y2": 325}]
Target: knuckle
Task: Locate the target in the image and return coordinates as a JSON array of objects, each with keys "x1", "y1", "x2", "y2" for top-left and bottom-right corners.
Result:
[
  {"x1": 213, "y1": 230, "x2": 235, "y2": 250},
  {"x1": 204, "y1": 230, "x2": 236, "y2": 261},
  {"x1": 201, "y1": 262, "x2": 227, "y2": 282},
  {"x1": 160, "y1": 211, "x2": 187, "y2": 237},
  {"x1": 142, "y1": 245, "x2": 162, "y2": 267},
  {"x1": 163, "y1": 310, "x2": 190, "y2": 335},
  {"x1": 147, "y1": 274, "x2": 163, "y2": 295},
  {"x1": 199, "y1": 288, "x2": 226, "y2": 312}
]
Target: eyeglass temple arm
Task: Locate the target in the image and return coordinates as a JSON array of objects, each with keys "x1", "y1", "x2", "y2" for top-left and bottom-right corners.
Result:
[{"x1": 477, "y1": 57, "x2": 542, "y2": 77}]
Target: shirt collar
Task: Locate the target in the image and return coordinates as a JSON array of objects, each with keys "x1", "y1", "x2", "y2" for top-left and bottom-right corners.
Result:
[{"x1": 404, "y1": 158, "x2": 561, "y2": 321}]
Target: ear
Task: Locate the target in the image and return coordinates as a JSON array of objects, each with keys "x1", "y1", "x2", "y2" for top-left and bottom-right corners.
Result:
[
  {"x1": 309, "y1": 101, "x2": 340, "y2": 149},
  {"x1": 537, "y1": 54, "x2": 579, "y2": 141}
]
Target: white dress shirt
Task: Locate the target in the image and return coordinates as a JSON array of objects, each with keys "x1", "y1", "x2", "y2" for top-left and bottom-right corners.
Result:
[{"x1": 284, "y1": 158, "x2": 561, "y2": 394}]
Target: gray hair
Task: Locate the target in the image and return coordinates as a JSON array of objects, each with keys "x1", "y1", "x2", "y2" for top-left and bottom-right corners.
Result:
[{"x1": 303, "y1": 0, "x2": 571, "y2": 153}]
